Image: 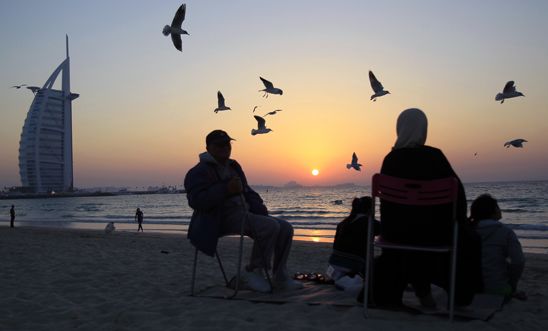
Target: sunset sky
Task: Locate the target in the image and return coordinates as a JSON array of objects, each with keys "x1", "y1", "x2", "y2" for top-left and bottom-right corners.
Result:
[{"x1": 1, "y1": 0, "x2": 548, "y2": 188}]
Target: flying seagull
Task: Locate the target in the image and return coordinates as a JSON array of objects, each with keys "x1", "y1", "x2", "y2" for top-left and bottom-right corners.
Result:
[
  {"x1": 162, "y1": 4, "x2": 189, "y2": 52},
  {"x1": 11, "y1": 84, "x2": 27, "y2": 89},
  {"x1": 369, "y1": 70, "x2": 390, "y2": 101},
  {"x1": 214, "y1": 91, "x2": 231, "y2": 113},
  {"x1": 251, "y1": 115, "x2": 272, "y2": 135},
  {"x1": 264, "y1": 109, "x2": 282, "y2": 116},
  {"x1": 252, "y1": 106, "x2": 259, "y2": 112},
  {"x1": 259, "y1": 77, "x2": 283, "y2": 98},
  {"x1": 495, "y1": 81, "x2": 524, "y2": 104},
  {"x1": 26, "y1": 86, "x2": 41, "y2": 95},
  {"x1": 346, "y1": 152, "x2": 362, "y2": 171},
  {"x1": 504, "y1": 139, "x2": 527, "y2": 148}
]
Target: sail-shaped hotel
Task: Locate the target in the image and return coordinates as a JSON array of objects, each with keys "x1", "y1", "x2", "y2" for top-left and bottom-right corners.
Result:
[{"x1": 18, "y1": 36, "x2": 79, "y2": 193}]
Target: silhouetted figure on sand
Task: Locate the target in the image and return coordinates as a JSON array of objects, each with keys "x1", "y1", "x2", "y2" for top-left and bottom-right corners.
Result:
[
  {"x1": 135, "y1": 208, "x2": 144, "y2": 232},
  {"x1": 10, "y1": 205, "x2": 15, "y2": 228}
]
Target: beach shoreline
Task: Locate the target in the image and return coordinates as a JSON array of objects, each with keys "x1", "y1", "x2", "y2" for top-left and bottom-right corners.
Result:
[
  {"x1": 2, "y1": 219, "x2": 546, "y2": 253},
  {"x1": 1, "y1": 226, "x2": 546, "y2": 330},
  {"x1": 0, "y1": 220, "x2": 338, "y2": 245}
]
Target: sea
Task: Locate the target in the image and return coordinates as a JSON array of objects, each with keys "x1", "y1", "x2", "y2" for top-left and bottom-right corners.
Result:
[{"x1": 1, "y1": 181, "x2": 547, "y2": 254}]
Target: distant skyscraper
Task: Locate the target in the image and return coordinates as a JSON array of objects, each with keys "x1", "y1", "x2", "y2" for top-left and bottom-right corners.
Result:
[{"x1": 18, "y1": 36, "x2": 79, "y2": 193}]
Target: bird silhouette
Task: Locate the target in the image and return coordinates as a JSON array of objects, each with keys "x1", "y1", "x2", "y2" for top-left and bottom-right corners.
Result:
[
  {"x1": 369, "y1": 71, "x2": 390, "y2": 101},
  {"x1": 251, "y1": 115, "x2": 272, "y2": 135},
  {"x1": 346, "y1": 152, "x2": 362, "y2": 171},
  {"x1": 504, "y1": 139, "x2": 527, "y2": 148},
  {"x1": 259, "y1": 77, "x2": 283, "y2": 98},
  {"x1": 495, "y1": 81, "x2": 524, "y2": 104},
  {"x1": 264, "y1": 109, "x2": 282, "y2": 116},
  {"x1": 163, "y1": 4, "x2": 189, "y2": 52},
  {"x1": 214, "y1": 91, "x2": 231, "y2": 113}
]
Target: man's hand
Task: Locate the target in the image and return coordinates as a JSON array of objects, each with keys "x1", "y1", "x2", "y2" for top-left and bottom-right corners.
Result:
[{"x1": 227, "y1": 176, "x2": 243, "y2": 195}]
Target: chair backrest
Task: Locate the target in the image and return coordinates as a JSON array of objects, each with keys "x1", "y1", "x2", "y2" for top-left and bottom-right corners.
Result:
[{"x1": 371, "y1": 173, "x2": 458, "y2": 206}]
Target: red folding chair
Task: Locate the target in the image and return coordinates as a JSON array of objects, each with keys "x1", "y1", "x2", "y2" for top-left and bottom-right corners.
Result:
[{"x1": 363, "y1": 173, "x2": 459, "y2": 321}]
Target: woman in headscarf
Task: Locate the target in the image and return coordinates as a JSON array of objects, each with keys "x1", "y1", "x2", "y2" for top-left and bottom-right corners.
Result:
[{"x1": 373, "y1": 108, "x2": 482, "y2": 307}]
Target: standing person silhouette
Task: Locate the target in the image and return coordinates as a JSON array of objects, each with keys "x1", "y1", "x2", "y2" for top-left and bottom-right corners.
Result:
[
  {"x1": 135, "y1": 208, "x2": 144, "y2": 232},
  {"x1": 10, "y1": 205, "x2": 15, "y2": 228}
]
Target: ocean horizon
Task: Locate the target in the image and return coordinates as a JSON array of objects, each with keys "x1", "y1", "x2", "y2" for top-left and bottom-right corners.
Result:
[{"x1": 2, "y1": 180, "x2": 547, "y2": 254}]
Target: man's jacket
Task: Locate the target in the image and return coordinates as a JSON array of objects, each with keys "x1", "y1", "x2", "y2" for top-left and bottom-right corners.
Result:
[{"x1": 184, "y1": 153, "x2": 268, "y2": 256}]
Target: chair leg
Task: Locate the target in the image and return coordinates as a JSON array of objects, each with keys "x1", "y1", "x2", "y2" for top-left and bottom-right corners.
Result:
[
  {"x1": 263, "y1": 266, "x2": 273, "y2": 293},
  {"x1": 448, "y1": 225, "x2": 459, "y2": 322},
  {"x1": 448, "y1": 256, "x2": 456, "y2": 322},
  {"x1": 222, "y1": 234, "x2": 272, "y2": 297},
  {"x1": 226, "y1": 231, "x2": 246, "y2": 299},
  {"x1": 363, "y1": 216, "x2": 375, "y2": 317},
  {"x1": 251, "y1": 215, "x2": 273, "y2": 293},
  {"x1": 363, "y1": 268, "x2": 370, "y2": 317},
  {"x1": 228, "y1": 198, "x2": 248, "y2": 299},
  {"x1": 190, "y1": 247, "x2": 198, "y2": 296},
  {"x1": 215, "y1": 250, "x2": 229, "y2": 286}
]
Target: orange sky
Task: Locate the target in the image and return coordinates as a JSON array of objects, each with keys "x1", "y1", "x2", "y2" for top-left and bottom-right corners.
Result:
[{"x1": 1, "y1": 1, "x2": 548, "y2": 188}]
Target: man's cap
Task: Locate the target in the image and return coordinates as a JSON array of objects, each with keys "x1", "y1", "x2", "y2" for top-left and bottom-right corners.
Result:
[{"x1": 206, "y1": 130, "x2": 235, "y2": 145}]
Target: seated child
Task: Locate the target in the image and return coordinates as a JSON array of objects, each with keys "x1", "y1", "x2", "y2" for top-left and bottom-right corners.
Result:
[
  {"x1": 470, "y1": 194, "x2": 526, "y2": 299},
  {"x1": 327, "y1": 196, "x2": 380, "y2": 281}
]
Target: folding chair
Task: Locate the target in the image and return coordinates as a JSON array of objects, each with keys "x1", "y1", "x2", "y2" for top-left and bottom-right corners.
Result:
[
  {"x1": 363, "y1": 173, "x2": 459, "y2": 321},
  {"x1": 190, "y1": 194, "x2": 272, "y2": 298}
]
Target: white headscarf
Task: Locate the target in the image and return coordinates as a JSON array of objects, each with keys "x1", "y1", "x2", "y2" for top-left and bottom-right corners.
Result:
[{"x1": 393, "y1": 108, "x2": 428, "y2": 150}]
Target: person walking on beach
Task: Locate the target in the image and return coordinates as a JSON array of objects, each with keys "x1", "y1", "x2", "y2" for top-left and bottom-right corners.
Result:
[
  {"x1": 10, "y1": 205, "x2": 15, "y2": 228},
  {"x1": 469, "y1": 194, "x2": 526, "y2": 301},
  {"x1": 135, "y1": 208, "x2": 144, "y2": 232},
  {"x1": 184, "y1": 129, "x2": 302, "y2": 292}
]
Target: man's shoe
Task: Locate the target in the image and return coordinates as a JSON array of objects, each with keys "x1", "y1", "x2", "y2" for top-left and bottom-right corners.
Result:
[{"x1": 238, "y1": 270, "x2": 271, "y2": 293}]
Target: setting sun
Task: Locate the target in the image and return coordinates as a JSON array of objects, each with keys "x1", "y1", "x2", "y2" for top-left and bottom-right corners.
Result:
[{"x1": 311, "y1": 169, "x2": 319, "y2": 176}]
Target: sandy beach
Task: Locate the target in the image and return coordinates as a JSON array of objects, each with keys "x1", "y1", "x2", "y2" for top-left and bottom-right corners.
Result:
[{"x1": 1, "y1": 226, "x2": 546, "y2": 331}]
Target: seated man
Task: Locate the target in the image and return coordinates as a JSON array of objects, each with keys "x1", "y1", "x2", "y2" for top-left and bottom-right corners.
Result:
[{"x1": 184, "y1": 130, "x2": 302, "y2": 292}]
